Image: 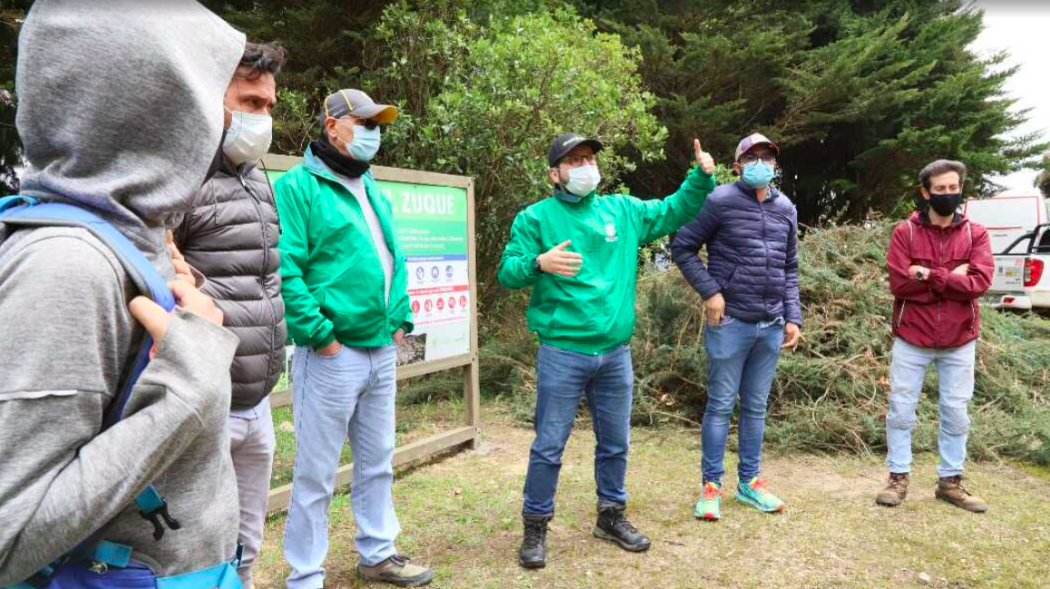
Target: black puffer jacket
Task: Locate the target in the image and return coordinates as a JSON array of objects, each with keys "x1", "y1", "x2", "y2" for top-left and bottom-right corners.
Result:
[{"x1": 175, "y1": 161, "x2": 286, "y2": 410}]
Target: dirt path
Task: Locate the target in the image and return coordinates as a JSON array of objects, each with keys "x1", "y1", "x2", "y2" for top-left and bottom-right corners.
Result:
[{"x1": 252, "y1": 405, "x2": 1050, "y2": 589}]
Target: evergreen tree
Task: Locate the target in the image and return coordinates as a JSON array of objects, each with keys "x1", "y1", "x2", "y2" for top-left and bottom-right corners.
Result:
[{"x1": 574, "y1": 0, "x2": 1047, "y2": 223}]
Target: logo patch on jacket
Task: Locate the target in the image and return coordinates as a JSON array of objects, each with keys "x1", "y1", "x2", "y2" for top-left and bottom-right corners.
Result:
[{"x1": 605, "y1": 223, "x2": 618, "y2": 242}]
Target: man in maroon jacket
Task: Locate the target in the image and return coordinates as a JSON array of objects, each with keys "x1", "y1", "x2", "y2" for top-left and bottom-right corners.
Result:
[{"x1": 876, "y1": 159, "x2": 994, "y2": 512}]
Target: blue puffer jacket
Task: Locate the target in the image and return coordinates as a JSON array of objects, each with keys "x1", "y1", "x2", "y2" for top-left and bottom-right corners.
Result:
[{"x1": 671, "y1": 181, "x2": 802, "y2": 326}]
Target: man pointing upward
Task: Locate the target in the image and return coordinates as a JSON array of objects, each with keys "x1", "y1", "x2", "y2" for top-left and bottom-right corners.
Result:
[{"x1": 499, "y1": 133, "x2": 717, "y2": 569}]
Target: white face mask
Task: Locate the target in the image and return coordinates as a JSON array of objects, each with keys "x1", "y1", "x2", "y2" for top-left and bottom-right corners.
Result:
[
  {"x1": 223, "y1": 109, "x2": 273, "y2": 167},
  {"x1": 565, "y1": 164, "x2": 601, "y2": 197}
]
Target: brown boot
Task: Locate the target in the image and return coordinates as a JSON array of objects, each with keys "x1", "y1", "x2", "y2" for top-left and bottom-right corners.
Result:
[
  {"x1": 875, "y1": 472, "x2": 909, "y2": 507},
  {"x1": 935, "y1": 475, "x2": 988, "y2": 513}
]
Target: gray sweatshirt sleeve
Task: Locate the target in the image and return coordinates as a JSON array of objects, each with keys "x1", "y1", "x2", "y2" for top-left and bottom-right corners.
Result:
[{"x1": 0, "y1": 233, "x2": 239, "y2": 584}]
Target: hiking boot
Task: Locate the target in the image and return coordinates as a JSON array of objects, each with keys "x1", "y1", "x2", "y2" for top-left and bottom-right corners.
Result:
[
  {"x1": 518, "y1": 514, "x2": 550, "y2": 569},
  {"x1": 593, "y1": 505, "x2": 651, "y2": 552},
  {"x1": 357, "y1": 554, "x2": 433, "y2": 587},
  {"x1": 875, "y1": 472, "x2": 909, "y2": 507},
  {"x1": 694, "y1": 481, "x2": 722, "y2": 521},
  {"x1": 735, "y1": 477, "x2": 785, "y2": 513},
  {"x1": 935, "y1": 476, "x2": 988, "y2": 513}
]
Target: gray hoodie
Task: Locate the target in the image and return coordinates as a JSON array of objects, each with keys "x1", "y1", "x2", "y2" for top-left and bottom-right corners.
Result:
[{"x1": 0, "y1": 0, "x2": 246, "y2": 583}]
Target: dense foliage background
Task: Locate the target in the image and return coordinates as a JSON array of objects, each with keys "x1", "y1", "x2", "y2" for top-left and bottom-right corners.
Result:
[
  {"x1": 1, "y1": 1, "x2": 1048, "y2": 462},
  {"x1": 2, "y1": 1, "x2": 1047, "y2": 281}
]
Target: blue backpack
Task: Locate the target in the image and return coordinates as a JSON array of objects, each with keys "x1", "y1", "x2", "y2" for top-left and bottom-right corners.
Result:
[{"x1": 0, "y1": 196, "x2": 209, "y2": 588}]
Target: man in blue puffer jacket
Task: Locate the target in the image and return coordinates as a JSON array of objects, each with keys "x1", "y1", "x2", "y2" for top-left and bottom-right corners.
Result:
[{"x1": 672, "y1": 132, "x2": 802, "y2": 522}]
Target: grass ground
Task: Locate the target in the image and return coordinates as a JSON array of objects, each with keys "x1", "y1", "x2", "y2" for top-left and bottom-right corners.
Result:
[{"x1": 255, "y1": 399, "x2": 1050, "y2": 589}]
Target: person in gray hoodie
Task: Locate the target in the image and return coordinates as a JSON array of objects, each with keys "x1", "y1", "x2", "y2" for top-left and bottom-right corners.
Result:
[{"x1": 0, "y1": 0, "x2": 246, "y2": 586}]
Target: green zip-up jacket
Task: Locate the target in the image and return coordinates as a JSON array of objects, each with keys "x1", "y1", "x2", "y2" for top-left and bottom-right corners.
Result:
[
  {"x1": 274, "y1": 148, "x2": 412, "y2": 349},
  {"x1": 498, "y1": 167, "x2": 716, "y2": 354}
]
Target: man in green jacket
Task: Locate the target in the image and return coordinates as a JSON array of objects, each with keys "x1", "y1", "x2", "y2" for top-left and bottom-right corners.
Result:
[
  {"x1": 275, "y1": 89, "x2": 433, "y2": 588},
  {"x1": 499, "y1": 133, "x2": 716, "y2": 568}
]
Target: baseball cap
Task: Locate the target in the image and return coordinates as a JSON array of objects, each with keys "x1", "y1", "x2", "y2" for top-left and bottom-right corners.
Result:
[
  {"x1": 319, "y1": 89, "x2": 398, "y2": 127},
  {"x1": 734, "y1": 132, "x2": 780, "y2": 162},
  {"x1": 547, "y1": 133, "x2": 604, "y2": 168}
]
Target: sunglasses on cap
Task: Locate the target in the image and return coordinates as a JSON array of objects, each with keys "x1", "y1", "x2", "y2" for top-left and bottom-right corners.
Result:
[{"x1": 334, "y1": 116, "x2": 379, "y2": 131}]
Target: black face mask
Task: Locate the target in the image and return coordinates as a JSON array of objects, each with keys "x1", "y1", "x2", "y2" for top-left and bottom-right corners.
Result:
[
  {"x1": 203, "y1": 128, "x2": 227, "y2": 186},
  {"x1": 928, "y1": 192, "x2": 962, "y2": 217}
]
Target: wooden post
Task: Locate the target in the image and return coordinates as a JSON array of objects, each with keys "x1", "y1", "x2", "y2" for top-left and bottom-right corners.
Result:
[{"x1": 464, "y1": 178, "x2": 481, "y2": 447}]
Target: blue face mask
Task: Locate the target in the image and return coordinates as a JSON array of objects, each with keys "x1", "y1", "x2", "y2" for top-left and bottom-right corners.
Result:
[
  {"x1": 346, "y1": 124, "x2": 381, "y2": 162},
  {"x1": 741, "y1": 160, "x2": 775, "y2": 189}
]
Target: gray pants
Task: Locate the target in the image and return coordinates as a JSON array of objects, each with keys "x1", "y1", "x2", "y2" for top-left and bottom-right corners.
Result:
[{"x1": 228, "y1": 397, "x2": 276, "y2": 589}]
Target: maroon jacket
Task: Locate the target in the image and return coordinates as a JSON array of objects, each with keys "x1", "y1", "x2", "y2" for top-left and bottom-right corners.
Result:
[{"x1": 888, "y1": 211, "x2": 993, "y2": 349}]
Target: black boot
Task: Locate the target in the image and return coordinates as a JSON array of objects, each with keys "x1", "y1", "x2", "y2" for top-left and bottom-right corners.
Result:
[
  {"x1": 518, "y1": 514, "x2": 550, "y2": 569},
  {"x1": 593, "y1": 505, "x2": 651, "y2": 552}
]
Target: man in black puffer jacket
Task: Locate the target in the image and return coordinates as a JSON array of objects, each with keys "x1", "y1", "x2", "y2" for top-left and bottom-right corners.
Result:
[
  {"x1": 672, "y1": 132, "x2": 802, "y2": 522},
  {"x1": 173, "y1": 41, "x2": 287, "y2": 589}
]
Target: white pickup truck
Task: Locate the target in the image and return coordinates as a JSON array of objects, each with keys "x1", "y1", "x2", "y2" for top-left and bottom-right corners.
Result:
[{"x1": 962, "y1": 191, "x2": 1050, "y2": 311}]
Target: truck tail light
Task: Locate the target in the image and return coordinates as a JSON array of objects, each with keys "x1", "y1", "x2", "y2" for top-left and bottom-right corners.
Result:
[{"x1": 1024, "y1": 258, "x2": 1044, "y2": 287}]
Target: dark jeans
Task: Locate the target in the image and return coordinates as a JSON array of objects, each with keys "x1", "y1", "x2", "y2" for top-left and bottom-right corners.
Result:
[{"x1": 522, "y1": 344, "x2": 634, "y2": 516}]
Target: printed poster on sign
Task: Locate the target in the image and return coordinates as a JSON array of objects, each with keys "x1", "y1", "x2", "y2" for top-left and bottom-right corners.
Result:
[{"x1": 378, "y1": 180, "x2": 471, "y2": 364}]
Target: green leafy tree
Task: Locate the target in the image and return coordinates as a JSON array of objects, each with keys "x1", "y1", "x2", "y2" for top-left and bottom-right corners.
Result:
[
  {"x1": 201, "y1": 0, "x2": 551, "y2": 155},
  {"x1": 363, "y1": 3, "x2": 668, "y2": 303}
]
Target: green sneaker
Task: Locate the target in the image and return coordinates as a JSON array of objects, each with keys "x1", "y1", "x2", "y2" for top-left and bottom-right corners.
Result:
[
  {"x1": 694, "y1": 481, "x2": 722, "y2": 521},
  {"x1": 735, "y1": 477, "x2": 785, "y2": 513}
]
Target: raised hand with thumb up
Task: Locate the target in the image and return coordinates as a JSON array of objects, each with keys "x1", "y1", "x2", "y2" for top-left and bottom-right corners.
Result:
[
  {"x1": 537, "y1": 240, "x2": 584, "y2": 278},
  {"x1": 694, "y1": 139, "x2": 715, "y2": 175}
]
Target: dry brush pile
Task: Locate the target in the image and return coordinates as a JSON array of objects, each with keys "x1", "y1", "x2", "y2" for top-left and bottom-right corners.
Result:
[{"x1": 456, "y1": 222, "x2": 1050, "y2": 465}]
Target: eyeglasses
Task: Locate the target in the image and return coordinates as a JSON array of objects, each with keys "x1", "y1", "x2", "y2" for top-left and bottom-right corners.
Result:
[
  {"x1": 561, "y1": 154, "x2": 597, "y2": 168},
  {"x1": 739, "y1": 154, "x2": 776, "y2": 165},
  {"x1": 336, "y1": 116, "x2": 379, "y2": 131}
]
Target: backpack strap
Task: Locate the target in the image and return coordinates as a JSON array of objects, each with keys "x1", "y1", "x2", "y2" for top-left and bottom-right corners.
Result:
[{"x1": 0, "y1": 198, "x2": 182, "y2": 586}]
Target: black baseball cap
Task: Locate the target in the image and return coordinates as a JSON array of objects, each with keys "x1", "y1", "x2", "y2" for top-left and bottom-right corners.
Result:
[
  {"x1": 547, "y1": 133, "x2": 604, "y2": 168},
  {"x1": 319, "y1": 88, "x2": 398, "y2": 128}
]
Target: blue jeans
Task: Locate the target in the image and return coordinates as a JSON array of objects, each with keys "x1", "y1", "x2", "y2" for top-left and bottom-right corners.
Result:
[
  {"x1": 283, "y1": 345, "x2": 400, "y2": 589},
  {"x1": 702, "y1": 316, "x2": 784, "y2": 485},
  {"x1": 886, "y1": 338, "x2": 976, "y2": 478},
  {"x1": 522, "y1": 344, "x2": 634, "y2": 517}
]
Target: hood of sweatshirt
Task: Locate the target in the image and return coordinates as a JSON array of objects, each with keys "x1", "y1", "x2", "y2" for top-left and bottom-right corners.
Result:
[{"x1": 12, "y1": 0, "x2": 245, "y2": 277}]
